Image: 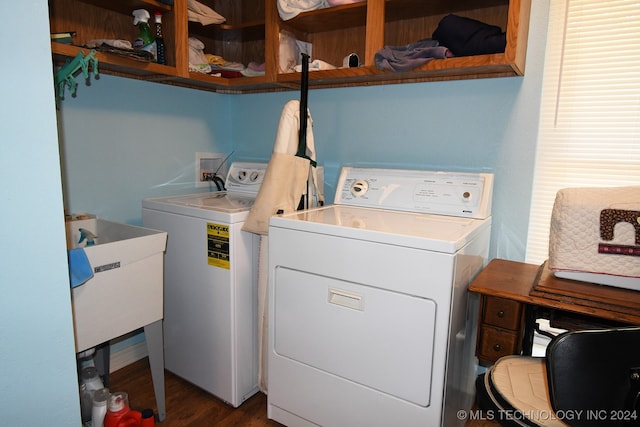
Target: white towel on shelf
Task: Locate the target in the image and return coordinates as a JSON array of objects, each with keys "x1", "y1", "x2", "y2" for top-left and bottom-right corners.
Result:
[
  {"x1": 188, "y1": 37, "x2": 211, "y2": 73},
  {"x1": 277, "y1": 0, "x2": 329, "y2": 20},
  {"x1": 188, "y1": 0, "x2": 226, "y2": 25},
  {"x1": 294, "y1": 59, "x2": 337, "y2": 72}
]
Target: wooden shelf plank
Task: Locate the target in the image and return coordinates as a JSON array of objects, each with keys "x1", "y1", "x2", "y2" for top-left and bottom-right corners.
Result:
[
  {"x1": 385, "y1": 0, "x2": 508, "y2": 21},
  {"x1": 78, "y1": 0, "x2": 172, "y2": 15},
  {"x1": 188, "y1": 20, "x2": 265, "y2": 42},
  {"x1": 51, "y1": 42, "x2": 176, "y2": 76}
]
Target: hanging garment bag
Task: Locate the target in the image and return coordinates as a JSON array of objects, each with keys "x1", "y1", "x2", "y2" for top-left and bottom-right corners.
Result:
[
  {"x1": 243, "y1": 56, "x2": 322, "y2": 392},
  {"x1": 241, "y1": 100, "x2": 320, "y2": 235}
]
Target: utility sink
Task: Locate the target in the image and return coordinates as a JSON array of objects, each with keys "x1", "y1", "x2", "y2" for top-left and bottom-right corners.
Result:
[{"x1": 66, "y1": 218, "x2": 168, "y2": 352}]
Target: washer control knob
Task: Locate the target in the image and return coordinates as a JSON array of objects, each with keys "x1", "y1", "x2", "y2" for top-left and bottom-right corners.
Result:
[
  {"x1": 249, "y1": 171, "x2": 260, "y2": 182},
  {"x1": 351, "y1": 180, "x2": 369, "y2": 197}
]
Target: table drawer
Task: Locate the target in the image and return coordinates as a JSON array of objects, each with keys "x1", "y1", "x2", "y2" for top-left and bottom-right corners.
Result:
[
  {"x1": 477, "y1": 325, "x2": 521, "y2": 363},
  {"x1": 483, "y1": 296, "x2": 523, "y2": 330}
]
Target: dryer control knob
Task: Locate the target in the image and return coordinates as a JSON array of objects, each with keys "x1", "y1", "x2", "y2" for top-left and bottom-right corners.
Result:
[{"x1": 351, "y1": 180, "x2": 369, "y2": 197}]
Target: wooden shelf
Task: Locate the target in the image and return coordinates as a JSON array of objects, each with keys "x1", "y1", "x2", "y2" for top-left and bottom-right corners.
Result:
[
  {"x1": 49, "y1": 0, "x2": 531, "y2": 94},
  {"x1": 188, "y1": 20, "x2": 265, "y2": 42},
  {"x1": 282, "y1": 3, "x2": 368, "y2": 34},
  {"x1": 275, "y1": 54, "x2": 521, "y2": 91},
  {"x1": 184, "y1": 71, "x2": 278, "y2": 93},
  {"x1": 384, "y1": 0, "x2": 509, "y2": 21},
  {"x1": 77, "y1": 0, "x2": 171, "y2": 15},
  {"x1": 51, "y1": 41, "x2": 176, "y2": 77}
]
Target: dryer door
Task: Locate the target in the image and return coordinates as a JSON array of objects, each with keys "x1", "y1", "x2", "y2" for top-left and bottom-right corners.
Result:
[{"x1": 273, "y1": 267, "x2": 437, "y2": 406}]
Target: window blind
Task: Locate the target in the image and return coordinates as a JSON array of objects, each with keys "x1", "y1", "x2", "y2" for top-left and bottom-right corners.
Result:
[{"x1": 525, "y1": 0, "x2": 640, "y2": 264}]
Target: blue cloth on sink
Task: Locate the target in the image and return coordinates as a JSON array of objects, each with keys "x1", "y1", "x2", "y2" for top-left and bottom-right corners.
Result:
[{"x1": 68, "y1": 248, "x2": 93, "y2": 288}]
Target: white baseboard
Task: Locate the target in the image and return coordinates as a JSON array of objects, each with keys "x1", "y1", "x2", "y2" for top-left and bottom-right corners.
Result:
[{"x1": 109, "y1": 341, "x2": 148, "y2": 373}]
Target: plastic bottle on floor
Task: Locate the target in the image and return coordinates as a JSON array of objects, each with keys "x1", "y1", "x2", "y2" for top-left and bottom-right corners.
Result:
[
  {"x1": 104, "y1": 392, "x2": 142, "y2": 427},
  {"x1": 91, "y1": 388, "x2": 110, "y2": 427}
]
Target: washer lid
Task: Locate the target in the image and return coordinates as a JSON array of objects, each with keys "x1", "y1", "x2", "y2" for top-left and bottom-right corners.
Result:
[
  {"x1": 159, "y1": 192, "x2": 256, "y2": 213},
  {"x1": 142, "y1": 162, "x2": 267, "y2": 221},
  {"x1": 269, "y1": 205, "x2": 491, "y2": 253},
  {"x1": 142, "y1": 191, "x2": 256, "y2": 223}
]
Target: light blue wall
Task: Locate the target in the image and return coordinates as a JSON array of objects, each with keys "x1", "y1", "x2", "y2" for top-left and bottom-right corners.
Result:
[
  {"x1": 60, "y1": 0, "x2": 549, "y2": 261},
  {"x1": 232, "y1": 0, "x2": 550, "y2": 261},
  {"x1": 1, "y1": 1, "x2": 81, "y2": 425},
  {"x1": 1, "y1": 0, "x2": 549, "y2": 423},
  {"x1": 58, "y1": 77, "x2": 234, "y2": 225}
]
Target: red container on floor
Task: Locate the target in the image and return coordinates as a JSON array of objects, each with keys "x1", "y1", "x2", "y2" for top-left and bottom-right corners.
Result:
[{"x1": 104, "y1": 392, "x2": 142, "y2": 427}]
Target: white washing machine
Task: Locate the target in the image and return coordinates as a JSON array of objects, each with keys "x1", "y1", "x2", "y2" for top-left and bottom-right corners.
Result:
[
  {"x1": 268, "y1": 166, "x2": 493, "y2": 427},
  {"x1": 141, "y1": 162, "x2": 267, "y2": 407}
]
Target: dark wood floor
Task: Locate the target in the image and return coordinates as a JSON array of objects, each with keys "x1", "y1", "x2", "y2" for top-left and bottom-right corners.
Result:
[{"x1": 109, "y1": 357, "x2": 500, "y2": 426}]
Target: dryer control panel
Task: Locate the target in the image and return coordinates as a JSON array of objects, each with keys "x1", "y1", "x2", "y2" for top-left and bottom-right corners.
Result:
[{"x1": 335, "y1": 167, "x2": 493, "y2": 219}]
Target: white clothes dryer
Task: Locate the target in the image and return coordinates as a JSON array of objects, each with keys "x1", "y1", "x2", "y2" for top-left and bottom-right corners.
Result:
[
  {"x1": 141, "y1": 162, "x2": 266, "y2": 407},
  {"x1": 267, "y1": 166, "x2": 494, "y2": 426}
]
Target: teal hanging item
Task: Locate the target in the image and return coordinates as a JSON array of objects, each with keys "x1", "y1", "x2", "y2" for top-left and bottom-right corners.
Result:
[{"x1": 54, "y1": 49, "x2": 99, "y2": 101}]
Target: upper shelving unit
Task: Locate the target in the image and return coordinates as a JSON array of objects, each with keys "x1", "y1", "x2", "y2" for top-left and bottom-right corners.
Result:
[
  {"x1": 49, "y1": 0, "x2": 531, "y2": 94},
  {"x1": 272, "y1": 0, "x2": 530, "y2": 90}
]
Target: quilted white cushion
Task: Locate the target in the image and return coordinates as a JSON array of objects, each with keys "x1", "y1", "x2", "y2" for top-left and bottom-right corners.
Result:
[{"x1": 548, "y1": 187, "x2": 640, "y2": 284}]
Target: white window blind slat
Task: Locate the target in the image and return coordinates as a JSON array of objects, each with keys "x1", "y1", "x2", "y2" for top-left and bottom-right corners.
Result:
[{"x1": 525, "y1": 0, "x2": 640, "y2": 264}]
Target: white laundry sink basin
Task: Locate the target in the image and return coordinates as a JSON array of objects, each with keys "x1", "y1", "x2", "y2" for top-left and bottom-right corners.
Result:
[{"x1": 66, "y1": 218, "x2": 167, "y2": 352}]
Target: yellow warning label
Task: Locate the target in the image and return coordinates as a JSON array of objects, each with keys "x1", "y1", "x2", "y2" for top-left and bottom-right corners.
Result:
[{"x1": 207, "y1": 222, "x2": 230, "y2": 269}]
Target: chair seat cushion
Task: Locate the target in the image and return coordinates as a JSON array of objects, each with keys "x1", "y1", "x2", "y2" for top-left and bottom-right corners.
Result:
[{"x1": 477, "y1": 356, "x2": 569, "y2": 427}]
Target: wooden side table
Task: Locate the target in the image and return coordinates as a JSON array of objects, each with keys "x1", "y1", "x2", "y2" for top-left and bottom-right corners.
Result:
[{"x1": 469, "y1": 259, "x2": 640, "y2": 365}]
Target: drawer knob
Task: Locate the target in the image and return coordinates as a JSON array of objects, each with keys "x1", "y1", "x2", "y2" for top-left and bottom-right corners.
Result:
[
  {"x1": 493, "y1": 343, "x2": 502, "y2": 352},
  {"x1": 497, "y1": 310, "x2": 505, "y2": 318}
]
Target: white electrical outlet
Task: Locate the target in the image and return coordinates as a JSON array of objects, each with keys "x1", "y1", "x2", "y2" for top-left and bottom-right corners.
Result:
[{"x1": 195, "y1": 152, "x2": 227, "y2": 188}]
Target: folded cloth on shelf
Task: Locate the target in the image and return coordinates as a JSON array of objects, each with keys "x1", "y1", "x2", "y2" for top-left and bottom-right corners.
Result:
[
  {"x1": 86, "y1": 39, "x2": 132, "y2": 50},
  {"x1": 375, "y1": 38, "x2": 449, "y2": 72},
  {"x1": 206, "y1": 54, "x2": 246, "y2": 73},
  {"x1": 68, "y1": 248, "x2": 93, "y2": 288},
  {"x1": 189, "y1": 37, "x2": 211, "y2": 73},
  {"x1": 432, "y1": 14, "x2": 506, "y2": 57},
  {"x1": 85, "y1": 40, "x2": 154, "y2": 61},
  {"x1": 215, "y1": 70, "x2": 244, "y2": 78},
  {"x1": 188, "y1": 0, "x2": 225, "y2": 25},
  {"x1": 278, "y1": 0, "x2": 329, "y2": 20},
  {"x1": 241, "y1": 62, "x2": 266, "y2": 77},
  {"x1": 293, "y1": 59, "x2": 337, "y2": 72},
  {"x1": 205, "y1": 54, "x2": 225, "y2": 66}
]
